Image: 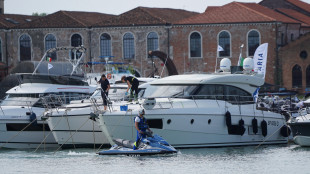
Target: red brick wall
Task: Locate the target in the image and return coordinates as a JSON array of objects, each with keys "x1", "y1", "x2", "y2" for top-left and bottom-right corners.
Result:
[{"x1": 280, "y1": 33, "x2": 310, "y2": 93}]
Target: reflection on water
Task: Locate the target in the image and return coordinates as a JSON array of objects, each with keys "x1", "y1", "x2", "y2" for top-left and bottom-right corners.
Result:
[{"x1": 0, "y1": 143, "x2": 310, "y2": 173}]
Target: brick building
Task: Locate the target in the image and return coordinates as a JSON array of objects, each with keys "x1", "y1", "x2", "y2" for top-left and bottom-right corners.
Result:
[{"x1": 0, "y1": 0, "x2": 309, "y2": 93}]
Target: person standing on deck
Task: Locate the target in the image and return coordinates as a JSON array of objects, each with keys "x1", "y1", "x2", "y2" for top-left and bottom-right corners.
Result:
[
  {"x1": 98, "y1": 74, "x2": 110, "y2": 110},
  {"x1": 121, "y1": 75, "x2": 139, "y2": 102}
]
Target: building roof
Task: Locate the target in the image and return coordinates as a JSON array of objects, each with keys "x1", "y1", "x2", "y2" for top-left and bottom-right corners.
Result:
[
  {"x1": 0, "y1": 14, "x2": 40, "y2": 29},
  {"x1": 178, "y1": 2, "x2": 300, "y2": 25},
  {"x1": 276, "y1": 8, "x2": 310, "y2": 26},
  {"x1": 204, "y1": 6, "x2": 220, "y2": 13},
  {"x1": 286, "y1": 0, "x2": 310, "y2": 14},
  {"x1": 94, "y1": 7, "x2": 198, "y2": 27},
  {"x1": 13, "y1": 11, "x2": 115, "y2": 29}
]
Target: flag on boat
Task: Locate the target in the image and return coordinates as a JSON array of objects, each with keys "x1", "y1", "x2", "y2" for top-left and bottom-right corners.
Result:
[
  {"x1": 238, "y1": 54, "x2": 244, "y2": 66},
  {"x1": 48, "y1": 63, "x2": 53, "y2": 70},
  {"x1": 253, "y1": 87, "x2": 260, "y2": 103},
  {"x1": 46, "y1": 57, "x2": 52, "y2": 62},
  {"x1": 217, "y1": 45, "x2": 224, "y2": 52},
  {"x1": 253, "y1": 43, "x2": 268, "y2": 79}
]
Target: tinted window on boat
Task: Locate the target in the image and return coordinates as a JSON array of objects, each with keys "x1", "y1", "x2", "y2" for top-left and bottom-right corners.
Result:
[
  {"x1": 195, "y1": 84, "x2": 253, "y2": 103},
  {"x1": 143, "y1": 85, "x2": 198, "y2": 98},
  {"x1": 147, "y1": 119, "x2": 163, "y2": 129}
]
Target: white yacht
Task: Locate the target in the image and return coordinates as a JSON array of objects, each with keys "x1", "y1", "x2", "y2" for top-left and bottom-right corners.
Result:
[
  {"x1": 0, "y1": 74, "x2": 95, "y2": 149},
  {"x1": 97, "y1": 59, "x2": 290, "y2": 148},
  {"x1": 0, "y1": 46, "x2": 97, "y2": 149},
  {"x1": 44, "y1": 80, "x2": 154, "y2": 149},
  {"x1": 287, "y1": 107, "x2": 310, "y2": 146}
]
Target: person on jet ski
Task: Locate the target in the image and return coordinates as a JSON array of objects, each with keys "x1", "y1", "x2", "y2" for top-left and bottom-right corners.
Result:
[{"x1": 133, "y1": 109, "x2": 152, "y2": 150}]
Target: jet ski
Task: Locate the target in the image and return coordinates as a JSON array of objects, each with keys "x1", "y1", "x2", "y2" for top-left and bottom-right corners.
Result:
[{"x1": 98, "y1": 134, "x2": 177, "y2": 156}]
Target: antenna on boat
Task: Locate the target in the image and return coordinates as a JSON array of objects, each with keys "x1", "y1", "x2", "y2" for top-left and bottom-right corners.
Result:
[{"x1": 32, "y1": 46, "x2": 86, "y2": 76}]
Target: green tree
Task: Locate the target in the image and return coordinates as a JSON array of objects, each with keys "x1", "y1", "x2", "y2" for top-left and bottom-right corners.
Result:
[{"x1": 32, "y1": 12, "x2": 47, "y2": 16}]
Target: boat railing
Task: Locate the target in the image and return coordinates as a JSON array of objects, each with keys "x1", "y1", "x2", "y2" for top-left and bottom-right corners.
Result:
[
  {"x1": 140, "y1": 95, "x2": 256, "y2": 115},
  {"x1": 39, "y1": 94, "x2": 91, "y2": 111},
  {"x1": 0, "y1": 99, "x2": 4, "y2": 116}
]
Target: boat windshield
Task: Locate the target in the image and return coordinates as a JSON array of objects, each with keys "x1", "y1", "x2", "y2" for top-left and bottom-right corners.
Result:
[
  {"x1": 1, "y1": 93, "x2": 90, "y2": 107},
  {"x1": 1, "y1": 96, "x2": 40, "y2": 106},
  {"x1": 143, "y1": 85, "x2": 198, "y2": 98}
]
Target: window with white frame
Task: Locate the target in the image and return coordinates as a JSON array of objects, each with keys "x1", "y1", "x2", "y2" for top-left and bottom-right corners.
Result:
[
  {"x1": 100, "y1": 33, "x2": 112, "y2": 58},
  {"x1": 248, "y1": 30, "x2": 260, "y2": 57},
  {"x1": 45, "y1": 34, "x2": 57, "y2": 61},
  {"x1": 218, "y1": 31, "x2": 230, "y2": 57},
  {"x1": 20, "y1": 34, "x2": 31, "y2": 61},
  {"x1": 189, "y1": 32, "x2": 202, "y2": 58},
  {"x1": 147, "y1": 32, "x2": 158, "y2": 58},
  {"x1": 123, "y1": 33, "x2": 135, "y2": 59},
  {"x1": 71, "y1": 34, "x2": 82, "y2": 59}
]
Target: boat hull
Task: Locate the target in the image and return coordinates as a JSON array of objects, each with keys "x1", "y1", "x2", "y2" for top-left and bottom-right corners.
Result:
[
  {"x1": 293, "y1": 136, "x2": 310, "y2": 146},
  {"x1": 0, "y1": 119, "x2": 58, "y2": 149},
  {"x1": 288, "y1": 122, "x2": 310, "y2": 146},
  {"x1": 99, "y1": 107, "x2": 288, "y2": 148},
  {"x1": 47, "y1": 111, "x2": 110, "y2": 148}
]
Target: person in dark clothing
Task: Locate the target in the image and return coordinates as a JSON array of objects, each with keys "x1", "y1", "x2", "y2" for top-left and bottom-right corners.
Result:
[
  {"x1": 121, "y1": 75, "x2": 139, "y2": 102},
  {"x1": 98, "y1": 74, "x2": 110, "y2": 110}
]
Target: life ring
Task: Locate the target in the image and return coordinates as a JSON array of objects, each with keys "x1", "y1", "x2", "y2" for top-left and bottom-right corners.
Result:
[{"x1": 107, "y1": 73, "x2": 112, "y2": 79}]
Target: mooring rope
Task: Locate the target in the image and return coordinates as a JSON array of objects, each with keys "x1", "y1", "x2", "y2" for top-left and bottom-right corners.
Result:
[
  {"x1": 33, "y1": 115, "x2": 65, "y2": 152},
  {"x1": 92, "y1": 120, "x2": 96, "y2": 151},
  {"x1": 54, "y1": 118, "x2": 90, "y2": 154},
  {"x1": 0, "y1": 118, "x2": 37, "y2": 148},
  {"x1": 96, "y1": 110, "x2": 131, "y2": 152},
  {"x1": 43, "y1": 120, "x2": 46, "y2": 151},
  {"x1": 65, "y1": 110, "x2": 76, "y2": 149},
  {"x1": 255, "y1": 125, "x2": 284, "y2": 149}
]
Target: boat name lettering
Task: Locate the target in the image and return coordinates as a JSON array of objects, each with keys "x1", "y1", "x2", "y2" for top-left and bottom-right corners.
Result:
[{"x1": 267, "y1": 121, "x2": 279, "y2": 126}]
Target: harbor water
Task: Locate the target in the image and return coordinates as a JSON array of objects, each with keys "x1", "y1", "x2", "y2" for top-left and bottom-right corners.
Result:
[{"x1": 0, "y1": 143, "x2": 309, "y2": 174}]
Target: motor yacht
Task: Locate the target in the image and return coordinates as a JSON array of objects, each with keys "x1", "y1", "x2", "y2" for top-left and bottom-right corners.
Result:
[
  {"x1": 97, "y1": 58, "x2": 290, "y2": 148},
  {"x1": 287, "y1": 107, "x2": 310, "y2": 146},
  {"x1": 44, "y1": 79, "x2": 154, "y2": 149},
  {"x1": 0, "y1": 73, "x2": 95, "y2": 149}
]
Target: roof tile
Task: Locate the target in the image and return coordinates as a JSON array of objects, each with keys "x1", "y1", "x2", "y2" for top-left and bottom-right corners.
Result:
[
  {"x1": 94, "y1": 7, "x2": 197, "y2": 27},
  {"x1": 13, "y1": 11, "x2": 114, "y2": 29},
  {"x1": 287, "y1": 0, "x2": 310, "y2": 13},
  {"x1": 276, "y1": 8, "x2": 310, "y2": 26},
  {"x1": 0, "y1": 14, "x2": 40, "y2": 29},
  {"x1": 178, "y1": 2, "x2": 300, "y2": 24}
]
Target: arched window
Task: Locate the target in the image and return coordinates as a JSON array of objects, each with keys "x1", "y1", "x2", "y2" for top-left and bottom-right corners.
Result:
[
  {"x1": 71, "y1": 34, "x2": 82, "y2": 59},
  {"x1": 306, "y1": 65, "x2": 310, "y2": 87},
  {"x1": 189, "y1": 32, "x2": 202, "y2": 58},
  {"x1": 218, "y1": 31, "x2": 230, "y2": 57},
  {"x1": 20, "y1": 34, "x2": 31, "y2": 61},
  {"x1": 248, "y1": 30, "x2": 260, "y2": 56},
  {"x1": 100, "y1": 33, "x2": 111, "y2": 58},
  {"x1": 147, "y1": 32, "x2": 158, "y2": 58},
  {"x1": 291, "y1": 33, "x2": 294, "y2": 41},
  {"x1": 292, "y1": 65, "x2": 302, "y2": 88},
  {"x1": 45, "y1": 34, "x2": 57, "y2": 61},
  {"x1": 123, "y1": 33, "x2": 135, "y2": 59}
]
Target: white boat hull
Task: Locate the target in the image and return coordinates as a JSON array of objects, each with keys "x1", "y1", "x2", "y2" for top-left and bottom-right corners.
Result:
[
  {"x1": 46, "y1": 109, "x2": 109, "y2": 148},
  {"x1": 99, "y1": 103, "x2": 288, "y2": 148},
  {"x1": 0, "y1": 119, "x2": 58, "y2": 149},
  {"x1": 293, "y1": 136, "x2": 310, "y2": 147}
]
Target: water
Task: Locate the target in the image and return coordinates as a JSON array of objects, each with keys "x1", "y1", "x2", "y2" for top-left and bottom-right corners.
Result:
[{"x1": 0, "y1": 143, "x2": 309, "y2": 174}]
